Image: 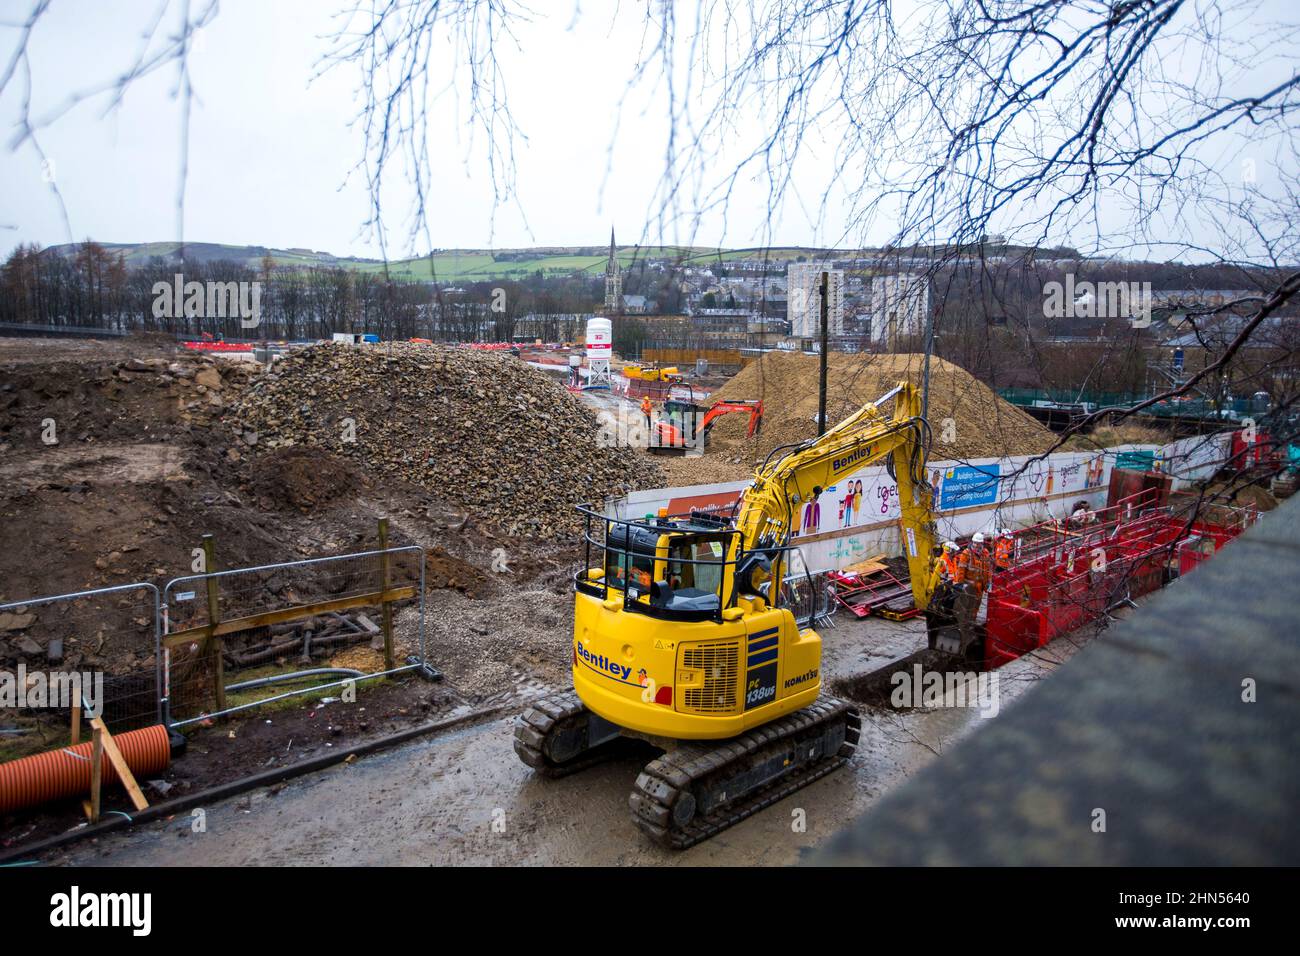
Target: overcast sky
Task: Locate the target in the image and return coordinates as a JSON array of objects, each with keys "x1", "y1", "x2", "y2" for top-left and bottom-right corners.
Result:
[
  {"x1": 2, "y1": 0, "x2": 1296, "y2": 262},
  {"x1": 1, "y1": 0, "x2": 826, "y2": 257}
]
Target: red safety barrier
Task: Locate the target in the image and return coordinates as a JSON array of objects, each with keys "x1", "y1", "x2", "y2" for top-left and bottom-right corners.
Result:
[
  {"x1": 981, "y1": 490, "x2": 1257, "y2": 668},
  {"x1": 181, "y1": 341, "x2": 254, "y2": 352}
]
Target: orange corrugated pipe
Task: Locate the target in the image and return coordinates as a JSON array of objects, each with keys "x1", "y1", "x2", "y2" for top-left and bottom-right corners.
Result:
[{"x1": 0, "y1": 724, "x2": 171, "y2": 814}]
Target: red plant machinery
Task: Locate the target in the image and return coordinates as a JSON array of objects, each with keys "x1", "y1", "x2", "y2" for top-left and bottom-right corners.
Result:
[{"x1": 648, "y1": 397, "x2": 764, "y2": 456}]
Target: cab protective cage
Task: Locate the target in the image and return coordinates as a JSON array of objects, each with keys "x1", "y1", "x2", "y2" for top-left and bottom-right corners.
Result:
[{"x1": 574, "y1": 503, "x2": 810, "y2": 625}]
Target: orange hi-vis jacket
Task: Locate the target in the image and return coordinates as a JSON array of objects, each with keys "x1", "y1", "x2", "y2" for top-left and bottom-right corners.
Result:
[
  {"x1": 955, "y1": 546, "x2": 992, "y2": 591},
  {"x1": 937, "y1": 551, "x2": 958, "y2": 581},
  {"x1": 994, "y1": 536, "x2": 1014, "y2": 570},
  {"x1": 640, "y1": 397, "x2": 652, "y2": 416}
]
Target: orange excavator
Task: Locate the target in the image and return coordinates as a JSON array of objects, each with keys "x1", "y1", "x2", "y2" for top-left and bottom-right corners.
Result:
[{"x1": 648, "y1": 393, "x2": 763, "y2": 456}]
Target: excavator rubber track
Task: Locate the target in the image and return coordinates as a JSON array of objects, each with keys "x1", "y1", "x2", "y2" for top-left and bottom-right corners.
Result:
[
  {"x1": 513, "y1": 691, "x2": 637, "y2": 778},
  {"x1": 628, "y1": 697, "x2": 860, "y2": 850}
]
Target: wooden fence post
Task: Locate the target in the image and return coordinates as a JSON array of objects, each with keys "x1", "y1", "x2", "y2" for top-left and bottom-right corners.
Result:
[
  {"x1": 82, "y1": 717, "x2": 149, "y2": 822},
  {"x1": 88, "y1": 726, "x2": 103, "y2": 824},
  {"x1": 202, "y1": 533, "x2": 226, "y2": 717},
  {"x1": 378, "y1": 518, "x2": 395, "y2": 671}
]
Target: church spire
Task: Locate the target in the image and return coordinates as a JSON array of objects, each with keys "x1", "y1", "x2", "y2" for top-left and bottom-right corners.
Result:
[{"x1": 603, "y1": 227, "x2": 623, "y2": 315}]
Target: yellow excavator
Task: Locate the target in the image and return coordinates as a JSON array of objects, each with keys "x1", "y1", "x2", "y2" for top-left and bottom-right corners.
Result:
[{"x1": 514, "y1": 382, "x2": 937, "y2": 847}]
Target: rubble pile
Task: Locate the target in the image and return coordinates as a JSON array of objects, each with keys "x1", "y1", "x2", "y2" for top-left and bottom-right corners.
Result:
[{"x1": 230, "y1": 343, "x2": 662, "y2": 537}]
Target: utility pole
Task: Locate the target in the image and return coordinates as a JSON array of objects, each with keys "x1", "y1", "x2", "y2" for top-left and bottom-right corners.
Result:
[
  {"x1": 818, "y1": 270, "x2": 829, "y2": 436},
  {"x1": 922, "y1": 296, "x2": 934, "y2": 424},
  {"x1": 914, "y1": 260, "x2": 939, "y2": 424}
]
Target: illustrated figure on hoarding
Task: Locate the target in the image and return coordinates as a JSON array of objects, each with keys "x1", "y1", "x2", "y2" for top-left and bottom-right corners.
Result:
[
  {"x1": 800, "y1": 496, "x2": 821, "y2": 535},
  {"x1": 853, "y1": 480, "x2": 864, "y2": 523},
  {"x1": 840, "y1": 481, "x2": 857, "y2": 528},
  {"x1": 1084, "y1": 455, "x2": 1104, "y2": 489}
]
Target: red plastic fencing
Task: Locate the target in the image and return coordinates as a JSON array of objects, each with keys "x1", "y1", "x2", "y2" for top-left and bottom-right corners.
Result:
[{"x1": 983, "y1": 491, "x2": 1257, "y2": 668}]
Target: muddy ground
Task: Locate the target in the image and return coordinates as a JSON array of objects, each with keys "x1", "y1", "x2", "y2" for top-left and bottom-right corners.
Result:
[
  {"x1": 2, "y1": 335, "x2": 1102, "y2": 864},
  {"x1": 37, "y1": 612, "x2": 1096, "y2": 866},
  {"x1": 0, "y1": 334, "x2": 582, "y2": 847}
]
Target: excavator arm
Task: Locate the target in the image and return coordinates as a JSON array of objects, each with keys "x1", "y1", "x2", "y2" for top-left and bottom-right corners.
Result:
[
  {"x1": 733, "y1": 382, "x2": 937, "y2": 611},
  {"x1": 699, "y1": 400, "x2": 764, "y2": 438}
]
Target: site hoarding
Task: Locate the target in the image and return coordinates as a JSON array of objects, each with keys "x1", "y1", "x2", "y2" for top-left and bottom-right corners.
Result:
[{"x1": 619, "y1": 433, "x2": 1235, "y2": 574}]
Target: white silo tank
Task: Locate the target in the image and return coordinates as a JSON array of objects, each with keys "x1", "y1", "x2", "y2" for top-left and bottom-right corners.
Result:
[
  {"x1": 586, "y1": 317, "x2": 612, "y2": 358},
  {"x1": 585, "y1": 316, "x2": 612, "y2": 387}
]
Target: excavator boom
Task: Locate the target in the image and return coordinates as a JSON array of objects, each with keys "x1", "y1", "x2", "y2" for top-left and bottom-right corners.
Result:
[{"x1": 735, "y1": 383, "x2": 935, "y2": 609}]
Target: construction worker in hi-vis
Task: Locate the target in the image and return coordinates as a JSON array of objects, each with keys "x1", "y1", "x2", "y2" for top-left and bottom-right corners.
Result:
[
  {"x1": 929, "y1": 541, "x2": 961, "y2": 617},
  {"x1": 953, "y1": 532, "x2": 991, "y2": 652},
  {"x1": 994, "y1": 528, "x2": 1014, "y2": 571}
]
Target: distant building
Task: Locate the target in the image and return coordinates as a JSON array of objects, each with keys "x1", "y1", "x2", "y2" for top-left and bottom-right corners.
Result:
[
  {"x1": 603, "y1": 228, "x2": 622, "y2": 315},
  {"x1": 787, "y1": 262, "x2": 844, "y2": 337},
  {"x1": 870, "y1": 274, "x2": 930, "y2": 348},
  {"x1": 622, "y1": 294, "x2": 649, "y2": 314},
  {"x1": 1150, "y1": 289, "x2": 1259, "y2": 310},
  {"x1": 689, "y1": 309, "x2": 752, "y2": 336}
]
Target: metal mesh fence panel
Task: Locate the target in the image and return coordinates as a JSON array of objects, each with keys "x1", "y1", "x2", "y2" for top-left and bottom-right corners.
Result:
[
  {"x1": 162, "y1": 547, "x2": 424, "y2": 725},
  {"x1": 0, "y1": 583, "x2": 159, "y2": 761}
]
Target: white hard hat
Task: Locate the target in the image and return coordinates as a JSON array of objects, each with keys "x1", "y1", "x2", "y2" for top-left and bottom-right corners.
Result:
[
  {"x1": 943, "y1": 541, "x2": 959, "y2": 551},
  {"x1": 1000, "y1": 528, "x2": 1012, "y2": 536},
  {"x1": 971, "y1": 532, "x2": 985, "y2": 544}
]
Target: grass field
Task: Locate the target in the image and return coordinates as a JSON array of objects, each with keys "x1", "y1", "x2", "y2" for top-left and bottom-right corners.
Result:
[{"x1": 65, "y1": 240, "x2": 834, "y2": 282}]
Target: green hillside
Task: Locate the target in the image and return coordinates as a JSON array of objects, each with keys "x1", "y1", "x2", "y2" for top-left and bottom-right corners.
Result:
[{"x1": 44, "y1": 240, "x2": 830, "y2": 281}]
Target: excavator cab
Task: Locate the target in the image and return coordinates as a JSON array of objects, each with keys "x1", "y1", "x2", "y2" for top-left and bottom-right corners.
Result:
[{"x1": 597, "y1": 513, "x2": 740, "y2": 619}]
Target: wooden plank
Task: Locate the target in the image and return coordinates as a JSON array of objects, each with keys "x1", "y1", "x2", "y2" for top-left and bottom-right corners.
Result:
[
  {"x1": 70, "y1": 698, "x2": 81, "y2": 745},
  {"x1": 87, "y1": 726, "x2": 103, "y2": 823},
  {"x1": 162, "y1": 587, "x2": 416, "y2": 648},
  {"x1": 89, "y1": 715, "x2": 149, "y2": 812}
]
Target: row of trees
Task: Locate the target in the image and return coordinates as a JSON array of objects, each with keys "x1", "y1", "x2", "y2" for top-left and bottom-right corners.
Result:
[{"x1": 0, "y1": 243, "x2": 606, "y2": 342}]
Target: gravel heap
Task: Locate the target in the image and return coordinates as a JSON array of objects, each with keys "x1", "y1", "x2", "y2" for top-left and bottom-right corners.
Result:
[
  {"x1": 665, "y1": 351, "x2": 1056, "y2": 483},
  {"x1": 230, "y1": 343, "x2": 662, "y2": 538}
]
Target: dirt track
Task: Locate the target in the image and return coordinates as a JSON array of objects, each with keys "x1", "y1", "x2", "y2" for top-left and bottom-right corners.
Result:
[{"x1": 51, "y1": 616, "x2": 1092, "y2": 866}]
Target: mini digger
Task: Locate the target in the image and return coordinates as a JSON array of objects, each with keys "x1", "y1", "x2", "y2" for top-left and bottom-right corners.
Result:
[
  {"x1": 648, "y1": 392, "x2": 764, "y2": 456},
  {"x1": 514, "y1": 383, "x2": 938, "y2": 848}
]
